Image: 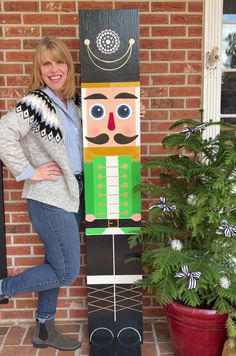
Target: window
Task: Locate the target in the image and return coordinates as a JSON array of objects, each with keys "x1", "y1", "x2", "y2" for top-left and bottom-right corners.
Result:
[
  {"x1": 203, "y1": 0, "x2": 236, "y2": 137},
  {"x1": 221, "y1": 1, "x2": 236, "y2": 125}
]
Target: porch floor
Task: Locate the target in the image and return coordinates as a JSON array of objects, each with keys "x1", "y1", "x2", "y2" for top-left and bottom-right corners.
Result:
[{"x1": 0, "y1": 319, "x2": 175, "y2": 355}]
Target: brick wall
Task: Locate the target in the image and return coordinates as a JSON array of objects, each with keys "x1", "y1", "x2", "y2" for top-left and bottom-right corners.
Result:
[{"x1": 0, "y1": 0, "x2": 204, "y2": 322}]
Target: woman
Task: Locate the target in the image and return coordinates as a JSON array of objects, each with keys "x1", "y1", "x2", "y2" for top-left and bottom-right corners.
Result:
[{"x1": 0, "y1": 37, "x2": 83, "y2": 351}]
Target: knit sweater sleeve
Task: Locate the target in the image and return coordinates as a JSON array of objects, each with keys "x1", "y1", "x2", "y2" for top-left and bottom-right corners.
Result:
[{"x1": 0, "y1": 109, "x2": 33, "y2": 177}]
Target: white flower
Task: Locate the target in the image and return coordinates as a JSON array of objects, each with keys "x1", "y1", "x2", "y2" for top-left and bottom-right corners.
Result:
[
  {"x1": 170, "y1": 239, "x2": 183, "y2": 251},
  {"x1": 219, "y1": 276, "x2": 231, "y2": 289},
  {"x1": 187, "y1": 194, "x2": 196, "y2": 205}
]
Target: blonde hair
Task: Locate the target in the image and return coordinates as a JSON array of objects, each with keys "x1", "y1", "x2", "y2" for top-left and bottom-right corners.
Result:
[{"x1": 27, "y1": 37, "x2": 75, "y2": 98}]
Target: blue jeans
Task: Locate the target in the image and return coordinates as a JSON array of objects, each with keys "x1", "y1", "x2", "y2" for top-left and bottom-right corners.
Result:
[{"x1": 1, "y1": 181, "x2": 84, "y2": 320}]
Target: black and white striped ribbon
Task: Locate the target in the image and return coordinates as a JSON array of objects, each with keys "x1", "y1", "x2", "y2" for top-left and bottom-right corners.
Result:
[
  {"x1": 149, "y1": 197, "x2": 176, "y2": 213},
  {"x1": 175, "y1": 265, "x2": 201, "y2": 290},
  {"x1": 180, "y1": 124, "x2": 206, "y2": 139},
  {"x1": 219, "y1": 220, "x2": 236, "y2": 238}
]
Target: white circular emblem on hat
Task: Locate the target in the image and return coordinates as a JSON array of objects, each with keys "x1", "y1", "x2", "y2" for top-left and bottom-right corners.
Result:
[{"x1": 96, "y1": 29, "x2": 120, "y2": 54}]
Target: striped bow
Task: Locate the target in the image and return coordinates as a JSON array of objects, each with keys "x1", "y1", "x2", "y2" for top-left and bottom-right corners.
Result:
[
  {"x1": 180, "y1": 124, "x2": 206, "y2": 139},
  {"x1": 149, "y1": 197, "x2": 176, "y2": 213},
  {"x1": 175, "y1": 265, "x2": 201, "y2": 289},
  {"x1": 219, "y1": 220, "x2": 236, "y2": 238}
]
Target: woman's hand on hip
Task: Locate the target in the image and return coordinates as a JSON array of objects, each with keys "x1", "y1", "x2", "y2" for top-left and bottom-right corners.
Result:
[{"x1": 30, "y1": 161, "x2": 63, "y2": 181}]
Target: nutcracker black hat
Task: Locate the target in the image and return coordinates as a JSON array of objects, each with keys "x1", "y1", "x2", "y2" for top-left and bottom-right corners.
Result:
[{"x1": 79, "y1": 9, "x2": 140, "y2": 83}]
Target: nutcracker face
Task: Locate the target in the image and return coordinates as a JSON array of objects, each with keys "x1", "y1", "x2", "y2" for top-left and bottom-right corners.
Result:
[{"x1": 82, "y1": 85, "x2": 140, "y2": 148}]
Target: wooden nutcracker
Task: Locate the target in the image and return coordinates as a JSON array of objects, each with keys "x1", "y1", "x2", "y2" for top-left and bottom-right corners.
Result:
[{"x1": 79, "y1": 9, "x2": 143, "y2": 355}]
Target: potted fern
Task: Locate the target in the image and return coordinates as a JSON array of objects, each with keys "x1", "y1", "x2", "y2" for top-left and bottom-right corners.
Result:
[{"x1": 129, "y1": 118, "x2": 236, "y2": 356}]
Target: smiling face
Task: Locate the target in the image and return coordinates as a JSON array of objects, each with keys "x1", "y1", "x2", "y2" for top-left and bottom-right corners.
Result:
[
  {"x1": 40, "y1": 50, "x2": 69, "y2": 98},
  {"x1": 82, "y1": 85, "x2": 140, "y2": 148}
]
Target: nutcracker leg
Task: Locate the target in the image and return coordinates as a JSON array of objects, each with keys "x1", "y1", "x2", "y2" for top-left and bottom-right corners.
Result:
[{"x1": 87, "y1": 234, "x2": 142, "y2": 355}]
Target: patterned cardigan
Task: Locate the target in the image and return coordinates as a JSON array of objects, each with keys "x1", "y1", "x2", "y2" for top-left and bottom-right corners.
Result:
[{"x1": 0, "y1": 90, "x2": 82, "y2": 212}]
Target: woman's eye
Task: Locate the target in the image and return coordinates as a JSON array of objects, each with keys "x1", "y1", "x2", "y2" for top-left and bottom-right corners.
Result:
[
  {"x1": 116, "y1": 104, "x2": 132, "y2": 119},
  {"x1": 90, "y1": 104, "x2": 106, "y2": 120}
]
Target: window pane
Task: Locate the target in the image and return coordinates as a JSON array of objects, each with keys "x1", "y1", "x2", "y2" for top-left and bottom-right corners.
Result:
[
  {"x1": 221, "y1": 72, "x2": 236, "y2": 114},
  {"x1": 222, "y1": 25, "x2": 236, "y2": 68},
  {"x1": 223, "y1": 14, "x2": 236, "y2": 21},
  {"x1": 223, "y1": 0, "x2": 236, "y2": 14}
]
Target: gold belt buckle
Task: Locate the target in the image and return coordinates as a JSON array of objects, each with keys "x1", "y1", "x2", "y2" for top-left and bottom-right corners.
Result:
[{"x1": 108, "y1": 219, "x2": 119, "y2": 227}]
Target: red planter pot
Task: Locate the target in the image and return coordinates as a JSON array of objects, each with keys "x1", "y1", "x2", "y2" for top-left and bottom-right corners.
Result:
[{"x1": 165, "y1": 301, "x2": 228, "y2": 356}]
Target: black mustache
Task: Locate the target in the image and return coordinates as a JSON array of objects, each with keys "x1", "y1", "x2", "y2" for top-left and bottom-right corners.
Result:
[
  {"x1": 85, "y1": 133, "x2": 138, "y2": 145},
  {"x1": 114, "y1": 134, "x2": 138, "y2": 144},
  {"x1": 85, "y1": 134, "x2": 109, "y2": 144}
]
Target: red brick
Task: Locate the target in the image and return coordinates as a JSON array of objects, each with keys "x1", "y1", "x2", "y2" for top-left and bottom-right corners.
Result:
[
  {"x1": 41, "y1": 1, "x2": 76, "y2": 12},
  {"x1": 0, "y1": 39, "x2": 21, "y2": 49},
  {"x1": 140, "y1": 38, "x2": 168, "y2": 49},
  {"x1": 0, "y1": 100, "x2": 6, "y2": 111},
  {"x1": 170, "y1": 63, "x2": 202, "y2": 73},
  {"x1": 0, "y1": 64, "x2": 23, "y2": 75},
  {"x1": 145, "y1": 87, "x2": 168, "y2": 97},
  {"x1": 152, "y1": 75, "x2": 185, "y2": 86},
  {"x1": 7, "y1": 246, "x2": 31, "y2": 255},
  {"x1": 23, "y1": 14, "x2": 58, "y2": 24},
  {"x1": 6, "y1": 51, "x2": 34, "y2": 62},
  {"x1": 11, "y1": 213, "x2": 30, "y2": 223},
  {"x1": 12, "y1": 235, "x2": 41, "y2": 245},
  {"x1": 0, "y1": 14, "x2": 21, "y2": 24},
  {"x1": 152, "y1": 2, "x2": 186, "y2": 12},
  {"x1": 151, "y1": 51, "x2": 185, "y2": 62},
  {"x1": 4, "y1": 1, "x2": 39, "y2": 12},
  {"x1": 151, "y1": 99, "x2": 184, "y2": 109},
  {"x1": 142, "y1": 133, "x2": 166, "y2": 143},
  {"x1": 188, "y1": 2, "x2": 203, "y2": 12},
  {"x1": 5, "y1": 202, "x2": 27, "y2": 212},
  {"x1": 170, "y1": 109, "x2": 201, "y2": 120},
  {"x1": 115, "y1": 2, "x2": 149, "y2": 10},
  {"x1": 60, "y1": 14, "x2": 79, "y2": 25},
  {"x1": 5, "y1": 27, "x2": 40, "y2": 37},
  {"x1": 147, "y1": 110, "x2": 169, "y2": 120},
  {"x1": 188, "y1": 26, "x2": 202, "y2": 37},
  {"x1": 69, "y1": 309, "x2": 88, "y2": 318},
  {"x1": 187, "y1": 98, "x2": 201, "y2": 108},
  {"x1": 41, "y1": 27, "x2": 76, "y2": 37},
  {"x1": 32, "y1": 246, "x2": 45, "y2": 255},
  {"x1": 0, "y1": 345, "x2": 37, "y2": 356},
  {"x1": 141, "y1": 63, "x2": 168, "y2": 73},
  {"x1": 0, "y1": 310, "x2": 34, "y2": 320},
  {"x1": 7, "y1": 76, "x2": 29, "y2": 87},
  {"x1": 150, "y1": 122, "x2": 172, "y2": 132},
  {"x1": 140, "y1": 14, "x2": 168, "y2": 25},
  {"x1": 188, "y1": 75, "x2": 201, "y2": 85},
  {"x1": 78, "y1": 2, "x2": 113, "y2": 10},
  {"x1": 23, "y1": 39, "x2": 40, "y2": 49},
  {"x1": 170, "y1": 86, "x2": 201, "y2": 97},
  {"x1": 4, "y1": 181, "x2": 24, "y2": 193},
  {"x1": 152, "y1": 26, "x2": 186, "y2": 37},
  {"x1": 140, "y1": 51, "x2": 149, "y2": 61},
  {"x1": 6, "y1": 224, "x2": 31, "y2": 234},
  {"x1": 172, "y1": 38, "x2": 202, "y2": 49},
  {"x1": 171, "y1": 14, "x2": 202, "y2": 25},
  {"x1": 15, "y1": 299, "x2": 37, "y2": 308},
  {"x1": 140, "y1": 27, "x2": 150, "y2": 37},
  {"x1": 188, "y1": 50, "x2": 202, "y2": 61},
  {"x1": 14, "y1": 257, "x2": 44, "y2": 266}
]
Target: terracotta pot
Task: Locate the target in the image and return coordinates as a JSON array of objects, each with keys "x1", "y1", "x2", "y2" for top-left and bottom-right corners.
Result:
[
  {"x1": 165, "y1": 301, "x2": 228, "y2": 356},
  {"x1": 221, "y1": 340, "x2": 236, "y2": 356}
]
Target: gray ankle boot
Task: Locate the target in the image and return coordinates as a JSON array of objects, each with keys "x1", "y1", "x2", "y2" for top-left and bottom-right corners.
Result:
[{"x1": 33, "y1": 318, "x2": 81, "y2": 350}]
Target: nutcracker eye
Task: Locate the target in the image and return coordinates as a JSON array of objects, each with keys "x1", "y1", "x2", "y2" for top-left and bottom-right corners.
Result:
[
  {"x1": 90, "y1": 104, "x2": 106, "y2": 120},
  {"x1": 116, "y1": 104, "x2": 132, "y2": 120}
]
